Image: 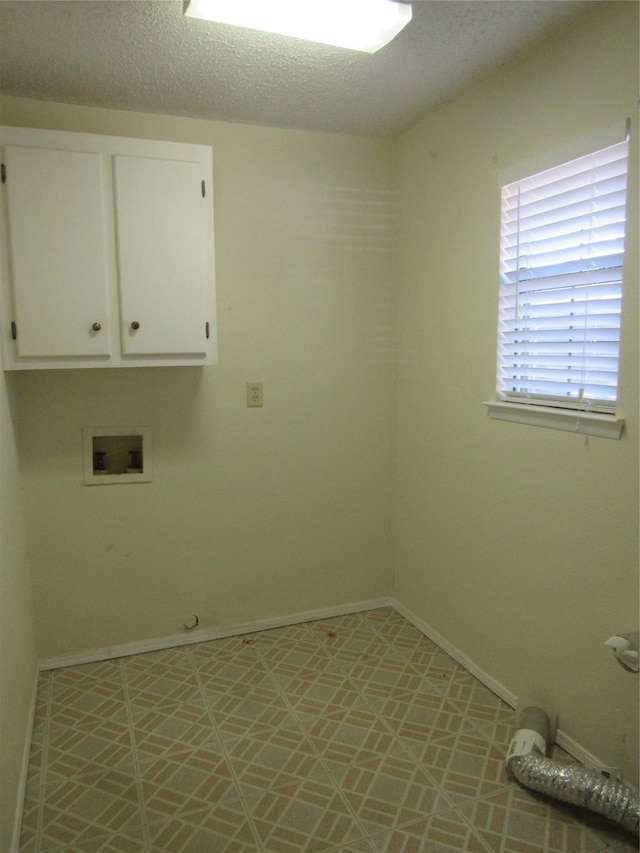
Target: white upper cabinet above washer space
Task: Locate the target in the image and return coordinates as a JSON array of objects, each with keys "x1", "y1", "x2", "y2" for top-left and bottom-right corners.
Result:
[
  {"x1": 0, "y1": 127, "x2": 217, "y2": 370},
  {"x1": 3, "y1": 145, "x2": 112, "y2": 360},
  {"x1": 113, "y1": 155, "x2": 209, "y2": 359}
]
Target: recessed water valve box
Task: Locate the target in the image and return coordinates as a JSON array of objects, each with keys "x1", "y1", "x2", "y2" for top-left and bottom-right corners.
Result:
[{"x1": 83, "y1": 426, "x2": 152, "y2": 485}]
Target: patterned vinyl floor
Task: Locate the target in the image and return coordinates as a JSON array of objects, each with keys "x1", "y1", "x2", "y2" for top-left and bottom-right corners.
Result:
[{"x1": 20, "y1": 607, "x2": 639, "y2": 851}]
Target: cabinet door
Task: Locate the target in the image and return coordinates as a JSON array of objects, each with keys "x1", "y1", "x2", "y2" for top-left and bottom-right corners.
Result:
[
  {"x1": 113, "y1": 155, "x2": 209, "y2": 357},
  {"x1": 3, "y1": 146, "x2": 111, "y2": 359}
]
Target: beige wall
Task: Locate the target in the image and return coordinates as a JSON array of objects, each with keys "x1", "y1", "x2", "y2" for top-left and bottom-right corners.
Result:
[
  {"x1": 0, "y1": 99, "x2": 395, "y2": 658},
  {"x1": 392, "y1": 1, "x2": 639, "y2": 785},
  {"x1": 0, "y1": 367, "x2": 37, "y2": 850},
  {"x1": 0, "y1": 4, "x2": 638, "y2": 841}
]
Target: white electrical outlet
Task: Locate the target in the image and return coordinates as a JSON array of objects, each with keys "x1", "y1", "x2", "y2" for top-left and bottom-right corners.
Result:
[{"x1": 246, "y1": 381, "x2": 263, "y2": 407}]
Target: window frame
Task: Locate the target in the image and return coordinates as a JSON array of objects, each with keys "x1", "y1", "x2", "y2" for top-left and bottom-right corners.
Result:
[{"x1": 485, "y1": 122, "x2": 629, "y2": 439}]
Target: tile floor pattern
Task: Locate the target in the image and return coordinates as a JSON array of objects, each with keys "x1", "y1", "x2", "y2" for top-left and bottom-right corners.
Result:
[{"x1": 20, "y1": 608, "x2": 639, "y2": 852}]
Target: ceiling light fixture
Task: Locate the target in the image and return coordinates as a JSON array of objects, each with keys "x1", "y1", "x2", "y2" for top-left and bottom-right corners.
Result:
[{"x1": 183, "y1": 0, "x2": 412, "y2": 53}]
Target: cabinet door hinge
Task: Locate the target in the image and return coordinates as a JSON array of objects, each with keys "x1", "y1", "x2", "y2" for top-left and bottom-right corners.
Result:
[
  {"x1": 201, "y1": 179, "x2": 206, "y2": 198},
  {"x1": 1, "y1": 163, "x2": 6, "y2": 184},
  {"x1": 11, "y1": 321, "x2": 17, "y2": 341}
]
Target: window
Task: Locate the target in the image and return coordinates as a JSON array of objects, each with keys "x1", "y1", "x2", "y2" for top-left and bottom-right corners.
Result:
[{"x1": 488, "y1": 125, "x2": 629, "y2": 437}]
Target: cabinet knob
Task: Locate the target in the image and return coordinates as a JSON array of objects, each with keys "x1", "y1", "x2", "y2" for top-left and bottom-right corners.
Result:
[
  {"x1": 130, "y1": 321, "x2": 140, "y2": 330},
  {"x1": 92, "y1": 322, "x2": 102, "y2": 332}
]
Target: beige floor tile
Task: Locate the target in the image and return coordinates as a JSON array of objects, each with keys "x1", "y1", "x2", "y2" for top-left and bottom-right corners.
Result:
[
  {"x1": 51, "y1": 826, "x2": 149, "y2": 851},
  {"x1": 22, "y1": 608, "x2": 635, "y2": 852},
  {"x1": 468, "y1": 713, "x2": 518, "y2": 750},
  {"x1": 18, "y1": 786, "x2": 40, "y2": 852},
  {"x1": 139, "y1": 743, "x2": 239, "y2": 821},
  {"x1": 375, "y1": 690, "x2": 472, "y2": 747},
  {"x1": 124, "y1": 648, "x2": 202, "y2": 709},
  {"x1": 48, "y1": 662, "x2": 128, "y2": 728},
  {"x1": 458, "y1": 785, "x2": 608, "y2": 853},
  {"x1": 50, "y1": 659, "x2": 125, "y2": 694},
  {"x1": 130, "y1": 698, "x2": 217, "y2": 759},
  {"x1": 368, "y1": 807, "x2": 492, "y2": 852},
  {"x1": 204, "y1": 679, "x2": 297, "y2": 739},
  {"x1": 225, "y1": 719, "x2": 327, "y2": 797},
  {"x1": 190, "y1": 633, "x2": 264, "y2": 658},
  {"x1": 557, "y1": 804, "x2": 640, "y2": 853},
  {"x1": 37, "y1": 765, "x2": 144, "y2": 850},
  {"x1": 302, "y1": 705, "x2": 405, "y2": 772},
  {"x1": 440, "y1": 676, "x2": 515, "y2": 727},
  {"x1": 333, "y1": 751, "x2": 453, "y2": 836},
  {"x1": 409, "y1": 730, "x2": 513, "y2": 804},
  {"x1": 261, "y1": 642, "x2": 344, "y2": 682},
  {"x1": 319, "y1": 625, "x2": 393, "y2": 662},
  {"x1": 245, "y1": 774, "x2": 367, "y2": 852},
  {"x1": 343, "y1": 653, "x2": 445, "y2": 701},
  {"x1": 147, "y1": 801, "x2": 262, "y2": 852},
  {"x1": 398, "y1": 642, "x2": 472, "y2": 683},
  {"x1": 190, "y1": 645, "x2": 269, "y2": 689},
  {"x1": 372, "y1": 619, "x2": 431, "y2": 649},
  {"x1": 608, "y1": 841, "x2": 640, "y2": 853},
  {"x1": 45, "y1": 716, "x2": 135, "y2": 782},
  {"x1": 274, "y1": 667, "x2": 369, "y2": 720}
]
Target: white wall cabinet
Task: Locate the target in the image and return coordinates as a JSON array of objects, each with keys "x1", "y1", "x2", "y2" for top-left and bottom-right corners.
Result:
[{"x1": 0, "y1": 127, "x2": 217, "y2": 369}]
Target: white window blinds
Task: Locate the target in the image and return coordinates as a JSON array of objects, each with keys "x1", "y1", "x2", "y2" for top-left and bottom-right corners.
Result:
[{"x1": 497, "y1": 137, "x2": 629, "y2": 414}]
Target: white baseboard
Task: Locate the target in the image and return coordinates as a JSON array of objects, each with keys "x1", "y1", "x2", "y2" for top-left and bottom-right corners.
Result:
[
  {"x1": 38, "y1": 597, "x2": 394, "y2": 671},
  {"x1": 11, "y1": 665, "x2": 38, "y2": 853},
  {"x1": 36, "y1": 594, "x2": 609, "y2": 777},
  {"x1": 389, "y1": 597, "x2": 611, "y2": 773},
  {"x1": 554, "y1": 728, "x2": 613, "y2": 774},
  {"x1": 390, "y1": 597, "x2": 518, "y2": 709}
]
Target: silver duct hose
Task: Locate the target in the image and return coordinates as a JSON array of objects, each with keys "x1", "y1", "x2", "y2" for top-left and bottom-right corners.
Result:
[{"x1": 505, "y1": 706, "x2": 640, "y2": 836}]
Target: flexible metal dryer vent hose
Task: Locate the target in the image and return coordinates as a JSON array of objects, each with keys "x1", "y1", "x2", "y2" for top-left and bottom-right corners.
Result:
[{"x1": 505, "y1": 707, "x2": 640, "y2": 836}]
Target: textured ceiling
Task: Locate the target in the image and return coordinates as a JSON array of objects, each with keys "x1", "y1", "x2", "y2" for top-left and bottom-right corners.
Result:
[{"x1": 0, "y1": 0, "x2": 596, "y2": 137}]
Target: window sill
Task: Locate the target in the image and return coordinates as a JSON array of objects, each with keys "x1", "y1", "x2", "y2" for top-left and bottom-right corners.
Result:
[{"x1": 483, "y1": 401, "x2": 625, "y2": 439}]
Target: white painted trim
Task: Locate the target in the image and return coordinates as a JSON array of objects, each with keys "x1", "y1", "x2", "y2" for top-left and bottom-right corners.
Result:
[
  {"x1": 36, "y1": 595, "x2": 614, "y2": 780},
  {"x1": 390, "y1": 597, "x2": 518, "y2": 709},
  {"x1": 38, "y1": 597, "x2": 394, "y2": 671},
  {"x1": 10, "y1": 665, "x2": 39, "y2": 853},
  {"x1": 389, "y1": 598, "x2": 614, "y2": 775},
  {"x1": 498, "y1": 119, "x2": 629, "y2": 186},
  {"x1": 554, "y1": 728, "x2": 616, "y2": 776},
  {"x1": 484, "y1": 401, "x2": 624, "y2": 440}
]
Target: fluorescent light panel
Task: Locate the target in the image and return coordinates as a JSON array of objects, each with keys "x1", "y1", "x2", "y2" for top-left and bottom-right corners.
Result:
[{"x1": 184, "y1": 0, "x2": 412, "y2": 53}]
